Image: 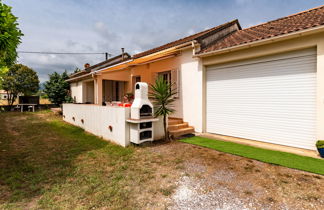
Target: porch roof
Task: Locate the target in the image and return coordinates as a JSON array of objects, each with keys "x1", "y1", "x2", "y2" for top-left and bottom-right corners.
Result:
[{"x1": 67, "y1": 53, "x2": 131, "y2": 82}]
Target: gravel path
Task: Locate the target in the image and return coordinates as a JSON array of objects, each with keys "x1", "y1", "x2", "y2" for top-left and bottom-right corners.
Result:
[{"x1": 146, "y1": 141, "x2": 324, "y2": 210}]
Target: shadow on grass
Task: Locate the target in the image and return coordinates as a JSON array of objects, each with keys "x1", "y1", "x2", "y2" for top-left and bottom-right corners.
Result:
[{"x1": 0, "y1": 112, "x2": 133, "y2": 206}]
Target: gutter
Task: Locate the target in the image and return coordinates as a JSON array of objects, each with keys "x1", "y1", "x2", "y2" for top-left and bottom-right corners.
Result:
[
  {"x1": 194, "y1": 25, "x2": 324, "y2": 58},
  {"x1": 94, "y1": 59, "x2": 133, "y2": 73},
  {"x1": 66, "y1": 73, "x2": 92, "y2": 82}
]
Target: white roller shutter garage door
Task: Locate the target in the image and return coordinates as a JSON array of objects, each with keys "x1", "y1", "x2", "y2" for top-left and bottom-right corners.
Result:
[{"x1": 206, "y1": 49, "x2": 316, "y2": 150}]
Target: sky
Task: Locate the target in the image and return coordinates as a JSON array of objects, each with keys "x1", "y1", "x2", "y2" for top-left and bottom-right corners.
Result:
[{"x1": 4, "y1": 0, "x2": 324, "y2": 82}]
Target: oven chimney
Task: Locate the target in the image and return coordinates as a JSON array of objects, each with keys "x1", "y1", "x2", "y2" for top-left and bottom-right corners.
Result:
[
  {"x1": 84, "y1": 63, "x2": 90, "y2": 69},
  {"x1": 131, "y1": 82, "x2": 153, "y2": 119}
]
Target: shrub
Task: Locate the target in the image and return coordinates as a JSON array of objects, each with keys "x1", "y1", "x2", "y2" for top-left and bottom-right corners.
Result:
[{"x1": 316, "y1": 140, "x2": 324, "y2": 149}]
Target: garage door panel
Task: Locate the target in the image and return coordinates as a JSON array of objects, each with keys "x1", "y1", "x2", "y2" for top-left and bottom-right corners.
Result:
[{"x1": 206, "y1": 49, "x2": 316, "y2": 150}]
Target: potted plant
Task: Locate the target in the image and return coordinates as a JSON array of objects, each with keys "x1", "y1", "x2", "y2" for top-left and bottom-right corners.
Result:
[{"x1": 316, "y1": 140, "x2": 324, "y2": 158}]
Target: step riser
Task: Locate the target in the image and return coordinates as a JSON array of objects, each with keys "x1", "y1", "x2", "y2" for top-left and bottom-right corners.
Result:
[
  {"x1": 169, "y1": 128, "x2": 195, "y2": 137},
  {"x1": 169, "y1": 127, "x2": 195, "y2": 137},
  {"x1": 168, "y1": 120, "x2": 183, "y2": 125},
  {"x1": 168, "y1": 123, "x2": 189, "y2": 131}
]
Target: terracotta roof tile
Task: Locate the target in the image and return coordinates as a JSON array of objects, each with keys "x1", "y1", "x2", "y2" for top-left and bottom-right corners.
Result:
[
  {"x1": 199, "y1": 5, "x2": 324, "y2": 54},
  {"x1": 133, "y1": 19, "x2": 241, "y2": 58},
  {"x1": 68, "y1": 53, "x2": 131, "y2": 79}
]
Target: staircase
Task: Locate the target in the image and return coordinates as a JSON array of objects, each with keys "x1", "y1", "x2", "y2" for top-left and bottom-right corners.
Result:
[{"x1": 168, "y1": 117, "x2": 195, "y2": 138}]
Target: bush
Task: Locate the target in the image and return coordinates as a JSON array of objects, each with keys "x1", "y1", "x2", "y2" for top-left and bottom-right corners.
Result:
[
  {"x1": 44, "y1": 71, "x2": 70, "y2": 105},
  {"x1": 316, "y1": 140, "x2": 324, "y2": 149}
]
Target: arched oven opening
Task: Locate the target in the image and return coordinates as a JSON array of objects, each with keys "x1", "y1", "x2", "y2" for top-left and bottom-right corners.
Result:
[{"x1": 140, "y1": 104, "x2": 152, "y2": 118}]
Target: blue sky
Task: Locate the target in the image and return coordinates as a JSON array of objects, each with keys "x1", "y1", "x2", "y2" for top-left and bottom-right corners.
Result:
[{"x1": 4, "y1": 0, "x2": 324, "y2": 82}]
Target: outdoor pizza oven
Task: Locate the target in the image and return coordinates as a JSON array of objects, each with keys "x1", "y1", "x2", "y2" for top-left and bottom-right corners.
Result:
[
  {"x1": 131, "y1": 82, "x2": 153, "y2": 119},
  {"x1": 127, "y1": 82, "x2": 157, "y2": 144}
]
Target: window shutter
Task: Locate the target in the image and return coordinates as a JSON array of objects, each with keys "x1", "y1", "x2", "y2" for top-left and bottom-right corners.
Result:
[{"x1": 171, "y1": 69, "x2": 180, "y2": 98}]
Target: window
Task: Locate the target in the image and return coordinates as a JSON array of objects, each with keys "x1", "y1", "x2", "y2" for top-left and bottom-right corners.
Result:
[
  {"x1": 132, "y1": 76, "x2": 141, "y2": 92},
  {"x1": 135, "y1": 76, "x2": 141, "y2": 83},
  {"x1": 155, "y1": 70, "x2": 179, "y2": 98},
  {"x1": 158, "y1": 71, "x2": 171, "y2": 84}
]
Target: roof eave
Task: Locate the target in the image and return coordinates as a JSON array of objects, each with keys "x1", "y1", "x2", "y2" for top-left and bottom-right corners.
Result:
[
  {"x1": 195, "y1": 25, "x2": 324, "y2": 58},
  {"x1": 66, "y1": 73, "x2": 92, "y2": 82},
  {"x1": 99, "y1": 41, "x2": 193, "y2": 73}
]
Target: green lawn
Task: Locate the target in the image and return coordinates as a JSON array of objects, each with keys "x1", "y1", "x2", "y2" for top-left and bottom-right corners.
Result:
[
  {"x1": 0, "y1": 111, "x2": 165, "y2": 209},
  {"x1": 180, "y1": 136, "x2": 324, "y2": 175}
]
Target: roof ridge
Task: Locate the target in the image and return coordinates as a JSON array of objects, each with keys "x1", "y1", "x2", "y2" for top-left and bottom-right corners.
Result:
[
  {"x1": 242, "y1": 4, "x2": 324, "y2": 31},
  {"x1": 133, "y1": 19, "x2": 240, "y2": 58},
  {"x1": 168, "y1": 19, "x2": 239, "y2": 44}
]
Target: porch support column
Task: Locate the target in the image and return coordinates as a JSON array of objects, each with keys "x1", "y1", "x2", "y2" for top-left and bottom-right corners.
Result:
[{"x1": 94, "y1": 77, "x2": 103, "y2": 105}]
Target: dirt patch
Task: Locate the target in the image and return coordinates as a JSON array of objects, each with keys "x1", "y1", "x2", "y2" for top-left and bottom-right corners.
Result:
[{"x1": 3, "y1": 115, "x2": 27, "y2": 136}]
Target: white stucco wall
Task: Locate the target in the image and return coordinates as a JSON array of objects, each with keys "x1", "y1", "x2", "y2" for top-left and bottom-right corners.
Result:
[
  {"x1": 62, "y1": 104, "x2": 164, "y2": 146},
  {"x1": 179, "y1": 49, "x2": 203, "y2": 132},
  {"x1": 63, "y1": 104, "x2": 130, "y2": 146},
  {"x1": 70, "y1": 82, "x2": 83, "y2": 103}
]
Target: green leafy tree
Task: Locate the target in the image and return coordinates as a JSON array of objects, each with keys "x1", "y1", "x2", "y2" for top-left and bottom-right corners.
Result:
[
  {"x1": 150, "y1": 76, "x2": 177, "y2": 140},
  {"x1": 0, "y1": 66, "x2": 8, "y2": 88},
  {"x1": 44, "y1": 71, "x2": 71, "y2": 105},
  {"x1": 2, "y1": 64, "x2": 39, "y2": 108},
  {"x1": 0, "y1": 1, "x2": 23, "y2": 67}
]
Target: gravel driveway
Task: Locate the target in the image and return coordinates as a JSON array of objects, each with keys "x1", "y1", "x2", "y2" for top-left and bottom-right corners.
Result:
[{"x1": 144, "y1": 141, "x2": 324, "y2": 210}]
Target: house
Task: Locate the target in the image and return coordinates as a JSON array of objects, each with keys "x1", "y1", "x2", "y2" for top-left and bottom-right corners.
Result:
[
  {"x1": 66, "y1": 5, "x2": 324, "y2": 150},
  {"x1": 67, "y1": 19, "x2": 241, "y2": 137},
  {"x1": 195, "y1": 6, "x2": 324, "y2": 150},
  {"x1": 0, "y1": 90, "x2": 7, "y2": 100}
]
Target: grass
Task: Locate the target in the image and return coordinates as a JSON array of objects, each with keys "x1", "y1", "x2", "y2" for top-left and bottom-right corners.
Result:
[
  {"x1": 0, "y1": 111, "x2": 162, "y2": 209},
  {"x1": 180, "y1": 136, "x2": 324, "y2": 175}
]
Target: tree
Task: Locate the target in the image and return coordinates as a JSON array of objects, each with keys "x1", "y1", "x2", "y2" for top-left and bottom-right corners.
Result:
[
  {"x1": 150, "y1": 76, "x2": 177, "y2": 140},
  {"x1": 0, "y1": 1, "x2": 23, "y2": 67},
  {"x1": 44, "y1": 71, "x2": 72, "y2": 105},
  {"x1": 2, "y1": 64, "x2": 39, "y2": 108},
  {"x1": 0, "y1": 66, "x2": 8, "y2": 89}
]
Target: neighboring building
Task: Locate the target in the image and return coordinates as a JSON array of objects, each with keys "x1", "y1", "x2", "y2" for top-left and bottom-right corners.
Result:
[
  {"x1": 68, "y1": 5, "x2": 324, "y2": 150},
  {"x1": 0, "y1": 90, "x2": 7, "y2": 100}
]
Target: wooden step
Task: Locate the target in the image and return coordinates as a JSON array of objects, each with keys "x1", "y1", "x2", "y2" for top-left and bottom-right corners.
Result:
[
  {"x1": 169, "y1": 126, "x2": 195, "y2": 137},
  {"x1": 168, "y1": 119, "x2": 183, "y2": 125},
  {"x1": 168, "y1": 122, "x2": 189, "y2": 131}
]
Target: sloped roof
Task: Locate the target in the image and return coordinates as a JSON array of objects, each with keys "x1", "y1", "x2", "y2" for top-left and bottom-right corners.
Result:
[
  {"x1": 199, "y1": 5, "x2": 324, "y2": 54},
  {"x1": 133, "y1": 19, "x2": 241, "y2": 59},
  {"x1": 68, "y1": 53, "x2": 131, "y2": 80}
]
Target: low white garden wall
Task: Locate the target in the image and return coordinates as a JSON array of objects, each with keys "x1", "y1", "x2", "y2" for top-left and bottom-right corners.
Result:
[{"x1": 62, "y1": 104, "x2": 164, "y2": 147}]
